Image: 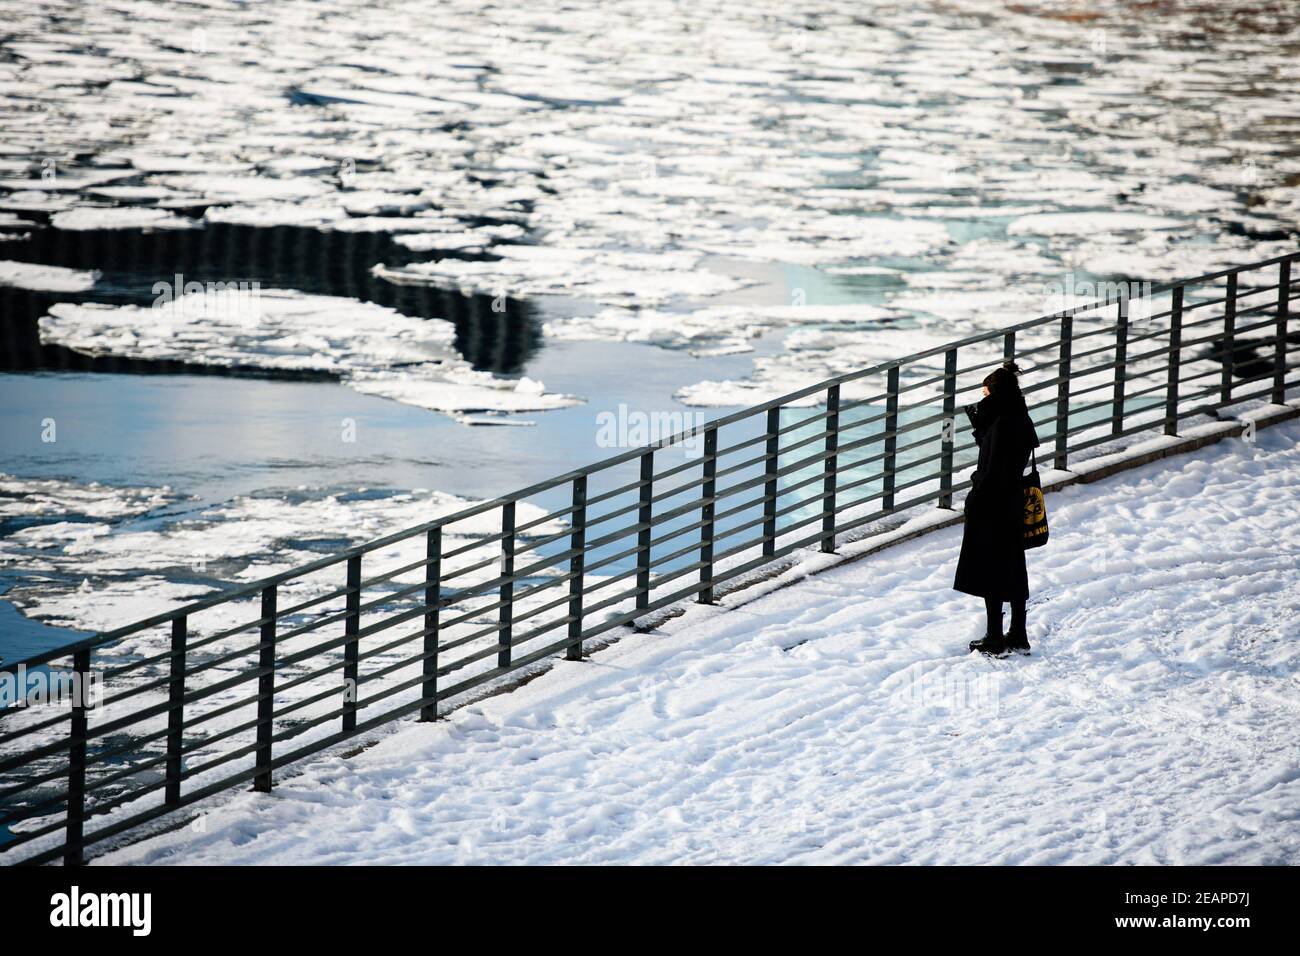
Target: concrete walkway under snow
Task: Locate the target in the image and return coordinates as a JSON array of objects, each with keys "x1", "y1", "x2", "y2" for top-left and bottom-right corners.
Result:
[{"x1": 103, "y1": 415, "x2": 1300, "y2": 865}]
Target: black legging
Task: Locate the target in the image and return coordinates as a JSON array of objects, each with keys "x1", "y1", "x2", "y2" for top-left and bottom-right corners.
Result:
[{"x1": 985, "y1": 595, "x2": 1026, "y2": 635}]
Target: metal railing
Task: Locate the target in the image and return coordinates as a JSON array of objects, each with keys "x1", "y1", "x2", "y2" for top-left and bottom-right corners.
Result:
[{"x1": 1, "y1": 250, "x2": 1297, "y2": 865}]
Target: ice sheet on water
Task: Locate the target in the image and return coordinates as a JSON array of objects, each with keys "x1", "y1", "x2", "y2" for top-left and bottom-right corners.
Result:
[
  {"x1": 49, "y1": 207, "x2": 198, "y2": 231},
  {"x1": 1063, "y1": 237, "x2": 1300, "y2": 283},
  {"x1": 37, "y1": 288, "x2": 579, "y2": 419},
  {"x1": 0, "y1": 472, "x2": 176, "y2": 520},
  {"x1": 675, "y1": 325, "x2": 973, "y2": 408},
  {"x1": 0, "y1": 259, "x2": 98, "y2": 292},
  {"x1": 1007, "y1": 212, "x2": 1188, "y2": 237},
  {"x1": 544, "y1": 302, "x2": 906, "y2": 355},
  {"x1": 350, "y1": 370, "x2": 578, "y2": 417},
  {"x1": 375, "y1": 244, "x2": 752, "y2": 307},
  {"x1": 204, "y1": 201, "x2": 348, "y2": 228}
]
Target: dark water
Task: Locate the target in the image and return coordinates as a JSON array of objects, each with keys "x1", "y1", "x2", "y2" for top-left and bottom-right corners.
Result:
[{"x1": 0, "y1": 590, "x2": 89, "y2": 667}]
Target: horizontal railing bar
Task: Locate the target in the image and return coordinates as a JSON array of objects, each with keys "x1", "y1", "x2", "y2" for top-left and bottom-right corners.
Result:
[
  {"x1": 0, "y1": 763, "x2": 69, "y2": 815},
  {"x1": 431, "y1": 619, "x2": 501, "y2": 660},
  {"x1": 98, "y1": 610, "x2": 271, "y2": 682},
  {"x1": 0, "y1": 814, "x2": 67, "y2": 855},
  {"x1": 0, "y1": 707, "x2": 71, "y2": 750}
]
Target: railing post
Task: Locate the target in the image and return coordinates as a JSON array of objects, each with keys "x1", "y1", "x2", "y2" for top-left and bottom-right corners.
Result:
[
  {"x1": 420, "y1": 527, "x2": 441, "y2": 721},
  {"x1": 1055, "y1": 315, "x2": 1072, "y2": 470},
  {"x1": 636, "y1": 451, "x2": 653, "y2": 611},
  {"x1": 883, "y1": 365, "x2": 899, "y2": 511},
  {"x1": 253, "y1": 584, "x2": 276, "y2": 793},
  {"x1": 498, "y1": 502, "x2": 515, "y2": 668},
  {"x1": 821, "y1": 384, "x2": 839, "y2": 553},
  {"x1": 341, "y1": 555, "x2": 360, "y2": 732},
  {"x1": 64, "y1": 647, "x2": 90, "y2": 867},
  {"x1": 165, "y1": 616, "x2": 186, "y2": 805},
  {"x1": 939, "y1": 348, "x2": 957, "y2": 508},
  {"x1": 698, "y1": 427, "x2": 717, "y2": 604},
  {"x1": 566, "y1": 477, "x2": 586, "y2": 661},
  {"x1": 1275, "y1": 259, "x2": 1291, "y2": 405},
  {"x1": 1165, "y1": 286, "x2": 1183, "y2": 436},
  {"x1": 1112, "y1": 296, "x2": 1128, "y2": 435},
  {"x1": 1221, "y1": 272, "x2": 1237, "y2": 405},
  {"x1": 763, "y1": 407, "x2": 780, "y2": 555},
  {"x1": 1003, "y1": 331, "x2": 1016, "y2": 362}
]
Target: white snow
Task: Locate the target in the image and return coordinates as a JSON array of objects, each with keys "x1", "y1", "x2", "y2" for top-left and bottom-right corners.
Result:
[{"x1": 94, "y1": 412, "x2": 1300, "y2": 865}]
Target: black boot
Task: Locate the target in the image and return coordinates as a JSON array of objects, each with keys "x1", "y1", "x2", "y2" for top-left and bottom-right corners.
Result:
[
  {"x1": 1004, "y1": 599, "x2": 1030, "y2": 655},
  {"x1": 969, "y1": 632, "x2": 1008, "y2": 656},
  {"x1": 1003, "y1": 627, "x2": 1030, "y2": 655},
  {"x1": 970, "y1": 597, "x2": 1007, "y2": 656}
]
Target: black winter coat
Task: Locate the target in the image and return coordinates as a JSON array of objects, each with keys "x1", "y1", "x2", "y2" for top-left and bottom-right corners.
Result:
[{"x1": 952, "y1": 390, "x2": 1040, "y2": 601}]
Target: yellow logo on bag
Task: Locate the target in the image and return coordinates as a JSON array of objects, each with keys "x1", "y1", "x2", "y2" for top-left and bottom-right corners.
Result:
[{"x1": 1023, "y1": 487, "x2": 1045, "y2": 525}]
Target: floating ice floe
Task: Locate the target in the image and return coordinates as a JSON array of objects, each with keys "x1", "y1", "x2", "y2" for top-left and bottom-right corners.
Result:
[
  {"x1": 544, "y1": 302, "x2": 906, "y2": 355},
  {"x1": 351, "y1": 371, "x2": 579, "y2": 417},
  {"x1": 204, "y1": 201, "x2": 348, "y2": 228},
  {"x1": 38, "y1": 288, "x2": 578, "y2": 420},
  {"x1": 0, "y1": 191, "x2": 75, "y2": 214},
  {"x1": 0, "y1": 473, "x2": 175, "y2": 521},
  {"x1": 0, "y1": 169, "x2": 135, "y2": 192},
  {"x1": 675, "y1": 325, "x2": 979, "y2": 409},
  {"x1": 49, "y1": 206, "x2": 197, "y2": 231},
  {"x1": 0, "y1": 260, "x2": 98, "y2": 293},
  {"x1": 376, "y1": 244, "x2": 752, "y2": 306},
  {"x1": 1007, "y1": 212, "x2": 1188, "y2": 237},
  {"x1": 155, "y1": 173, "x2": 335, "y2": 203},
  {"x1": 1063, "y1": 237, "x2": 1300, "y2": 283},
  {"x1": 393, "y1": 224, "x2": 526, "y2": 252}
]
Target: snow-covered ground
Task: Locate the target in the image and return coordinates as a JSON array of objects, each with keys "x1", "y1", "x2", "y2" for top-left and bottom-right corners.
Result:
[{"x1": 100, "y1": 413, "x2": 1300, "y2": 865}]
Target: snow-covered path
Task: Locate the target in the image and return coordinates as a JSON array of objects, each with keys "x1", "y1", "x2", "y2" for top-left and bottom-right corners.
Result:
[{"x1": 104, "y1": 418, "x2": 1300, "y2": 865}]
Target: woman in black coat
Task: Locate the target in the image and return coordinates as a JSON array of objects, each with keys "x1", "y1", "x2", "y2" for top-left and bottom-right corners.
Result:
[{"x1": 953, "y1": 362, "x2": 1039, "y2": 656}]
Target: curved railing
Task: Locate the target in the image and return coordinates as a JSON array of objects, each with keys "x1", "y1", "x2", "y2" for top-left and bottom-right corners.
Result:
[{"x1": 1, "y1": 250, "x2": 1296, "y2": 865}]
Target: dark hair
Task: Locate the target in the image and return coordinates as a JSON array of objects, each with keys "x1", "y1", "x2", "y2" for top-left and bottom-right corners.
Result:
[{"x1": 983, "y1": 361, "x2": 1022, "y2": 396}]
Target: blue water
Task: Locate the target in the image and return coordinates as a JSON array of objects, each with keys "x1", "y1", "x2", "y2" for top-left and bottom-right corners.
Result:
[
  {"x1": 0, "y1": 336, "x2": 768, "y2": 660},
  {"x1": 0, "y1": 589, "x2": 89, "y2": 667}
]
